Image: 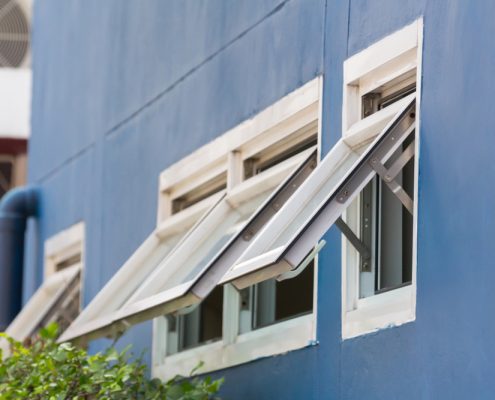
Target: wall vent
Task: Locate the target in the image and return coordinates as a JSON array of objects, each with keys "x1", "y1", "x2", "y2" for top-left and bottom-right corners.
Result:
[{"x1": 0, "y1": 0, "x2": 29, "y2": 68}]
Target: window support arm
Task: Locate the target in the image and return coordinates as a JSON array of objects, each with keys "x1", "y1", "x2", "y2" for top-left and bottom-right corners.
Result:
[
  {"x1": 335, "y1": 217, "x2": 371, "y2": 262},
  {"x1": 369, "y1": 140, "x2": 415, "y2": 215}
]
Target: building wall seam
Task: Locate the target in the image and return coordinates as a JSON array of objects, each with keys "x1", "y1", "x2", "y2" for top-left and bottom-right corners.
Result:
[{"x1": 104, "y1": 0, "x2": 292, "y2": 140}]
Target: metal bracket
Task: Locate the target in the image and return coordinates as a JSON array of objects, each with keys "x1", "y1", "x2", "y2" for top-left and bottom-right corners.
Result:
[
  {"x1": 336, "y1": 118, "x2": 416, "y2": 207},
  {"x1": 282, "y1": 101, "x2": 416, "y2": 279},
  {"x1": 277, "y1": 240, "x2": 326, "y2": 282},
  {"x1": 385, "y1": 140, "x2": 415, "y2": 182},
  {"x1": 368, "y1": 139, "x2": 415, "y2": 215},
  {"x1": 335, "y1": 217, "x2": 371, "y2": 271}
]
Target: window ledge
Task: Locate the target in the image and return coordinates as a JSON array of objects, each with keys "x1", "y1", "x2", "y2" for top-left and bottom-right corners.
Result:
[
  {"x1": 343, "y1": 285, "x2": 415, "y2": 340},
  {"x1": 152, "y1": 313, "x2": 316, "y2": 380}
]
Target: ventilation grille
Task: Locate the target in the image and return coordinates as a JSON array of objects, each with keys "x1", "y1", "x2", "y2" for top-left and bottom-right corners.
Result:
[{"x1": 0, "y1": 0, "x2": 28, "y2": 67}]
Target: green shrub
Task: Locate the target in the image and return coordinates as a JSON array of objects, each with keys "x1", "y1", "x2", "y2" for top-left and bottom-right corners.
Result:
[{"x1": 0, "y1": 323, "x2": 223, "y2": 399}]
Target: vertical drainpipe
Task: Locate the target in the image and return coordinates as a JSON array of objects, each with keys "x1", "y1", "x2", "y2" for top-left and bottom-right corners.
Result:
[{"x1": 0, "y1": 186, "x2": 38, "y2": 331}]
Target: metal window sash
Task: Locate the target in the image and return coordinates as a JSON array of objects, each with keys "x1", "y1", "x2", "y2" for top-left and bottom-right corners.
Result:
[
  {"x1": 222, "y1": 97, "x2": 416, "y2": 290},
  {"x1": 59, "y1": 151, "x2": 317, "y2": 344}
]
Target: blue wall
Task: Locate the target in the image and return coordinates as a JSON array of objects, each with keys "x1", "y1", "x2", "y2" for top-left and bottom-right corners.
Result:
[{"x1": 27, "y1": 0, "x2": 495, "y2": 398}]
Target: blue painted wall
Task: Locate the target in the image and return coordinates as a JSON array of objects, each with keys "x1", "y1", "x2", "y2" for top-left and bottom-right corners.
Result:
[{"x1": 26, "y1": 0, "x2": 495, "y2": 398}]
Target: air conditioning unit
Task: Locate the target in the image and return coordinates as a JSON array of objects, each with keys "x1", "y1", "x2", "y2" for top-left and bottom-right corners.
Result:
[{"x1": 0, "y1": 0, "x2": 31, "y2": 68}]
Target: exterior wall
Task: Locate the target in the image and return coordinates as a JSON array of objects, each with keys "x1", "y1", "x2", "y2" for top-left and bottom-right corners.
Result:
[{"x1": 26, "y1": 0, "x2": 495, "y2": 399}]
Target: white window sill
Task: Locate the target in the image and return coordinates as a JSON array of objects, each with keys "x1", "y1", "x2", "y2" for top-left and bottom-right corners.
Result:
[
  {"x1": 343, "y1": 285, "x2": 415, "y2": 340},
  {"x1": 152, "y1": 313, "x2": 316, "y2": 380}
]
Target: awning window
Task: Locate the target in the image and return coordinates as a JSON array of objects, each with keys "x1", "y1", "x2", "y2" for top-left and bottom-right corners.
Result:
[
  {"x1": 61, "y1": 96, "x2": 414, "y2": 344},
  {"x1": 220, "y1": 95, "x2": 416, "y2": 289},
  {"x1": 60, "y1": 150, "x2": 316, "y2": 343},
  {"x1": 5, "y1": 264, "x2": 81, "y2": 342}
]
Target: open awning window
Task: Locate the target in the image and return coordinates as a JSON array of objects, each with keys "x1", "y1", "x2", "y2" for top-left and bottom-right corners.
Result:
[
  {"x1": 5, "y1": 264, "x2": 81, "y2": 343},
  {"x1": 61, "y1": 96, "x2": 415, "y2": 345},
  {"x1": 55, "y1": 200, "x2": 215, "y2": 343},
  {"x1": 60, "y1": 150, "x2": 316, "y2": 343},
  {"x1": 220, "y1": 96, "x2": 416, "y2": 289}
]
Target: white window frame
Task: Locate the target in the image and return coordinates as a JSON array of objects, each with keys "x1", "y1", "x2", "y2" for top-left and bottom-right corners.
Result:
[
  {"x1": 45, "y1": 222, "x2": 85, "y2": 279},
  {"x1": 4, "y1": 222, "x2": 85, "y2": 343},
  {"x1": 341, "y1": 19, "x2": 423, "y2": 339},
  {"x1": 152, "y1": 77, "x2": 323, "y2": 379}
]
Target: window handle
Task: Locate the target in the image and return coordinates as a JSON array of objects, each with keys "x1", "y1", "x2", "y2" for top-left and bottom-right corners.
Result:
[{"x1": 277, "y1": 240, "x2": 326, "y2": 282}]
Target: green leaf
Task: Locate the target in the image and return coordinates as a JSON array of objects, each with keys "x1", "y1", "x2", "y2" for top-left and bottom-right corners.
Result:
[
  {"x1": 0, "y1": 322, "x2": 224, "y2": 399},
  {"x1": 39, "y1": 322, "x2": 59, "y2": 340}
]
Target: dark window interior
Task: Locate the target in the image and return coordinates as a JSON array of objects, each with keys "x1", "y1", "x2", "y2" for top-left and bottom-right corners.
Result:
[
  {"x1": 0, "y1": 160, "x2": 13, "y2": 198},
  {"x1": 172, "y1": 285, "x2": 224, "y2": 352},
  {"x1": 359, "y1": 82, "x2": 416, "y2": 297},
  {"x1": 172, "y1": 174, "x2": 227, "y2": 214},
  {"x1": 239, "y1": 261, "x2": 314, "y2": 331},
  {"x1": 244, "y1": 135, "x2": 317, "y2": 179},
  {"x1": 55, "y1": 253, "x2": 82, "y2": 272}
]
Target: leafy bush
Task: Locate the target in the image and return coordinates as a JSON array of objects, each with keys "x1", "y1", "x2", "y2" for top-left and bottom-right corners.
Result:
[{"x1": 0, "y1": 323, "x2": 223, "y2": 399}]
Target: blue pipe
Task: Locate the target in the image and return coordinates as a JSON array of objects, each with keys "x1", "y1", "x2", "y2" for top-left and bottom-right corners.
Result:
[{"x1": 0, "y1": 186, "x2": 38, "y2": 331}]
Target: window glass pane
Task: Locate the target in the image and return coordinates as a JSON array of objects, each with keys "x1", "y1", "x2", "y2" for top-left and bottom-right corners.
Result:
[
  {"x1": 33, "y1": 269, "x2": 81, "y2": 340},
  {"x1": 55, "y1": 253, "x2": 82, "y2": 271},
  {"x1": 167, "y1": 285, "x2": 223, "y2": 353},
  {"x1": 110, "y1": 232, "x2": 186, "y2": 312},
  {"x1": 244, "y1": 135, "x2": 317, "y2": 179},
  {"x1": 377, "y1": 152, "x2": 414, "y2": 293},
  {"x1": 129, "y1": 190, "x2": 274, "y2": 304},
  {"x1": 52, "y1": 279, "x2": 81, "y2": 335},
  {"x1": 270, "y1": 153, "x2": 359, "y2": 250},
  {"x1": 358, "y1": 86, "x2": 416, "y2": 298},
  {"x1": 240, "y1": 262, "x2": 314, "y2": 332},
  {"x1": 172, "y1": 173, "x2": 227, "y2": 213},
  {"x1": 401, "y1": 154, "x2": 414, "y2": 283},
  {"x1": 359, "y1": 149, "x2": 415, "y2": 298}
]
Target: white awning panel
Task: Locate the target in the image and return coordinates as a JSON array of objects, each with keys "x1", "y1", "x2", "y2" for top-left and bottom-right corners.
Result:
[
  {"x1": 61, "y1": 96, "x2": 416, "y2": 344},
  {"x1": 221, "y1": 96, "x2": 416, "y2": 289},
  {"x1": 60, "y1": 150, "x2": 316, "y2": 343},
  {"x1": 5, "y1": 264, "x2": 81, "y2": 342}
]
